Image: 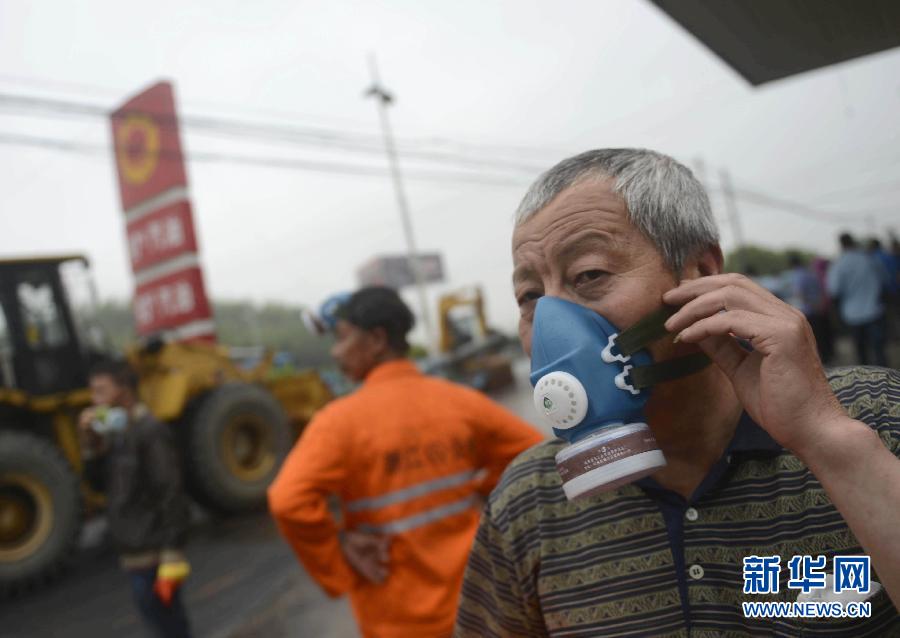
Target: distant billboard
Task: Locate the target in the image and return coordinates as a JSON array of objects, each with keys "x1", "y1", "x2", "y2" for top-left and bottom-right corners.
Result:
[
  {"x1": 357, "y1": 254, "x2": 445, "y2": 289},
  {"x1": 110, "y1": 82, "x2": 216, "y2": 342}
]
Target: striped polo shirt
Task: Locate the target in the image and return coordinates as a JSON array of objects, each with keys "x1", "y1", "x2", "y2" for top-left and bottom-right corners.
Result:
[{"x1": 455, "y1": 366, "x2": 900, "y2": 637}]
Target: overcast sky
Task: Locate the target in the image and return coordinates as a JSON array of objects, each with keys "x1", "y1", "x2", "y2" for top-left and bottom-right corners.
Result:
[{"x1": 2, "y1": 0, "x2": 899, "y2": 337}]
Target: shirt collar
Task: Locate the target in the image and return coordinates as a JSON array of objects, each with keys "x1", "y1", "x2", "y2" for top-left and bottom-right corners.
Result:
[
  {"x1": 636, "y1": 412, "x2": 782, "y2": 502},
  {"x1": 728, "y1": 412, "x2": 782, "y2": 455},
  {"x1": 363, "y1": 359, "x2": 420, "y2": 385}
]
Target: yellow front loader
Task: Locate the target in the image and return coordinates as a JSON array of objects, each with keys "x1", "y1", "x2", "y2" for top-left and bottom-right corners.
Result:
[
  {"x1": 0, "y1": 255, "x2": 331, "y2": 594},
  {"x1": 434, "y1": 286, "x2": 515, "y2": 392}
]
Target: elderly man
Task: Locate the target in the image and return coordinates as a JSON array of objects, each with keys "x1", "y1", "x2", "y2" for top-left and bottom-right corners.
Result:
[{"x1": 455, "y1": 149, "x2": 899, "y2": 637}]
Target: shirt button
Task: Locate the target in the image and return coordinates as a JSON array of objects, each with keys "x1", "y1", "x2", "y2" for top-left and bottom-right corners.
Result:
[
  {"x1": 688, "y1": 564, "x2": 704, "y2": 580},
  {"x1": 685, "y1": 507, "x2": 699, "y2": 522}
]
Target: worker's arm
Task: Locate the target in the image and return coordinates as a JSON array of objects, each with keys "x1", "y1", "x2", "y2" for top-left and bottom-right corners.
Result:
[
  {"x1": 465, "y1": 390, "x2": 544, "y2": 496},
  {"x1": 267, "y1": 409, "x2": 356, "y2": 597}
]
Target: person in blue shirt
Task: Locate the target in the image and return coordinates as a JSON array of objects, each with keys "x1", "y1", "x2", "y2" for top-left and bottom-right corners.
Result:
[
  {"x1": 827, "y1": 233, "x2": 890, "y2": 366},
  {"x1": 869, "y1": 238, "x2": 900, "y2": 340},
  {"x1": 868, "y1": 238, "x2": 899, "y2": 295}
]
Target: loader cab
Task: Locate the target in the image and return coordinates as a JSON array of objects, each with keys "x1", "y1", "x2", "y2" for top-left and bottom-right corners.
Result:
[
  {"x1": 438, "y1": 287, "x2": 489, "y2": 354},
  {"x1": 0, "y1": 256, "x2": 111, "y2": 395}
]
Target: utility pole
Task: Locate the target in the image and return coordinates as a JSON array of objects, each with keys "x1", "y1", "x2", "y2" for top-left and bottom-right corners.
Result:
[
  {"x1": 364, "y1": 53, "x2": 435, "y2": 351},
  {"x1": 719, "y1": 168, "x2": 747, "y2": 273}
]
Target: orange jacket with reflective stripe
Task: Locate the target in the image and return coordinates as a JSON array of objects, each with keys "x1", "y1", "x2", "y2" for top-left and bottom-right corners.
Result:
[{"x1": 268, "y1": 359, "x2": 542, "y2": 638}]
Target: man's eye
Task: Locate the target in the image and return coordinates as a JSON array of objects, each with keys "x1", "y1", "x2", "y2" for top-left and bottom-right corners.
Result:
[
  {"x1": 574, "y1": 270, "x2": 607, "y2": 287},
  {"x1": 516, "y1": 291, "x2": 541, "y2": 307}
]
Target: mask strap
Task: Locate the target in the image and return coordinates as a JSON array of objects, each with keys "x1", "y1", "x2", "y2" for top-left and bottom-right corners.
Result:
[
  {"x1": 628, "y1": 352, "x2": 711, "y2": 389},
  {"x1": 612, "y1": 304, "x2": 711, "y2": 389},
  {"x1": 615, "y1": 306, "x2": 678, "y2": 356}
]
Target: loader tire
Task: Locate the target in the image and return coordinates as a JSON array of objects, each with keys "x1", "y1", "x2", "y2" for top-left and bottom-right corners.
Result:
[
  {"x1": 186, "y1": 384, "x2": 291, "y2": 513},
  {"x1": 0, "y1": 430, "x2": 81, "y2": 596}
]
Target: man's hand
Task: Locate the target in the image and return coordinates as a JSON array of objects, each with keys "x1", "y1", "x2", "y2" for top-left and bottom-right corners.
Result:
[
  {"x1": 340, "y1": 530, "x2": 390, "y2": 585},
  {"x1": 667, "y1": 273, "x2": 900, "y2": 609},
  {"x1": 663, "y1": 273, "x2": 849, "y2": 456},
  {"x1": 78, "y1": 407, "x2": 96, "y2": 433}
]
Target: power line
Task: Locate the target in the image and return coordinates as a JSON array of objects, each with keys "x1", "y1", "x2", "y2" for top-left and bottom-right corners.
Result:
[
  {"x1": 0, "y1": 131, "x2": 528, "y2": 187},
  {"x1": 6, "y1": 122, "x2": 892, "y2": 220},
  {"x1": 0, "y1": 74, "x2": 563, "y2": 157},
  {"x1": 0, "y1": 92, "x2": 549, "y2": 174},
  {"x1": 803, "y1": 175, "x2": 900, "y2": 204},
  {"x1": 707, "y1": 183, "x2": 897, "y2": 224},
  {"x1": 5, "y1": 86, "x2": 893, "y2": 223}
]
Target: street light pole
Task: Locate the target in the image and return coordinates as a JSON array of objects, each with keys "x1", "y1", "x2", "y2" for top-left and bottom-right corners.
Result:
[
  {"x1": 364, "y1": 53, "x2": 435, "y2": 351},
  {"x1": 719, "y1": 168, "x2": 747, "y2": 273}
]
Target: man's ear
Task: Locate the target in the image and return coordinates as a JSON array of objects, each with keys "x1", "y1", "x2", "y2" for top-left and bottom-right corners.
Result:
[
  {"x1": 694, "y1": 244, "x2": 724, "y2": 277},
  {"x1": 368, "y1": 326, "x2": 390, "y2": 355}
]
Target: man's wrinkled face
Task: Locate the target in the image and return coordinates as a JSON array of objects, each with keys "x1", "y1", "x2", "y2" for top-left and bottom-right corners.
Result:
[{"x1": 513, "y1": 179, "x2": 678, "y2": 359}]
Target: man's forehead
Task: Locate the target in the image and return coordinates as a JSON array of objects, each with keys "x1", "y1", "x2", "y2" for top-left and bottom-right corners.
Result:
[
  {"x1": 512, "y1": 181, "x2": 630, "y2": 262},
  {"x1": 514, "y1": 180, "x2": 625, "y2": 234}
]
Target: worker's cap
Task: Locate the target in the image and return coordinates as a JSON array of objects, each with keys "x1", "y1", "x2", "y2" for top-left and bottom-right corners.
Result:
[
  {"x1": 301, "y1": 291, "x2": 352, "y2": 336},
  {"x1": 319, "y1": 293, "x2": 353, "y2": 330},
  {"x1": 334, "y1": 287, "x2": 415, "y2": 350}
]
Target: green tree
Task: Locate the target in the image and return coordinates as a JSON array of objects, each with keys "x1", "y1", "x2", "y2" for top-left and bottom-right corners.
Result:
[
  {"x1": 92, "y1": 299, "x2": 334, "y2": 368},
  {"x1": 724, "y1": 245, "x2": 817, "y2": 276}
]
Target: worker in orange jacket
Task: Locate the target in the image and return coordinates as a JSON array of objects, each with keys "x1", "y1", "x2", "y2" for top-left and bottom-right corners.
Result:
[{"x1": 268, "y1": 286, "x2": 542, "y2": 638}]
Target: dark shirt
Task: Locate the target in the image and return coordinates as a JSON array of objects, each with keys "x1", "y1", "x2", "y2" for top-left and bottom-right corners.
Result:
[
  {"x1": 102, "y1": 407, "x2": 190, "y2": 554},
  {"x1": 634, "y1": 411, "x2": 782, "y2": 629}
]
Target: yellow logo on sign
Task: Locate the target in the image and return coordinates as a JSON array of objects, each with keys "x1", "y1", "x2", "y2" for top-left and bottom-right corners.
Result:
[{"x1": 115, "y1": 114, "x2": 161, "y2": 186}]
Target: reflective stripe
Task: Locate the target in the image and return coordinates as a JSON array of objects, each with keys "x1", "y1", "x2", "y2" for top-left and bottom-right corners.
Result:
[
  {"x1": 358, "y1": 494, "x2": 480, "y2": 535},
  {"x1": 346, "y1": 469, "x2": 482, "y2": 513}
]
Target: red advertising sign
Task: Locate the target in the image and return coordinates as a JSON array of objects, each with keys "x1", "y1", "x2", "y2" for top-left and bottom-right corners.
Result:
[
  {"x1": 126, "y1": 201, "x2": 198, "y2": 272},
  {"x1": 110, "y1": 82, "x2": 188, "y2": 212},
  {"x1": 134, "y1": 266, "x2": 212, "y2": 337},
  {"x1": 111, "y1": 81, "x2": 215, "y2": 342}
]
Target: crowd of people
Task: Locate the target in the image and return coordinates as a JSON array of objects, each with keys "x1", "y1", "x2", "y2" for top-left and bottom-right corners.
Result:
[
  {"x1": 751, "y1": 233, "x2": 899, "y2": 368},
  {"x1": 77, "y1": 148, "x2": 900, "y2": 638}
]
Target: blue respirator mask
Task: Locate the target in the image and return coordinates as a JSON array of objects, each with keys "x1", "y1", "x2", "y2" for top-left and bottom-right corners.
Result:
[{"x1": 530, "y1": 297, "x2": 710, "y2": 500}]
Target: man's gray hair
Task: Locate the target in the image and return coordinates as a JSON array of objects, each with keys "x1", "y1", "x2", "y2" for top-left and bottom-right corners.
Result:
[{"x1": 514, "y1": 148, "x2": 719, "y2": 273}]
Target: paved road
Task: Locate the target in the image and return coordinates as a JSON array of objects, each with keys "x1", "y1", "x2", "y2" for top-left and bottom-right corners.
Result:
[{"x1": 0, "y1": 511, "x2": 359, "y2": 638}]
